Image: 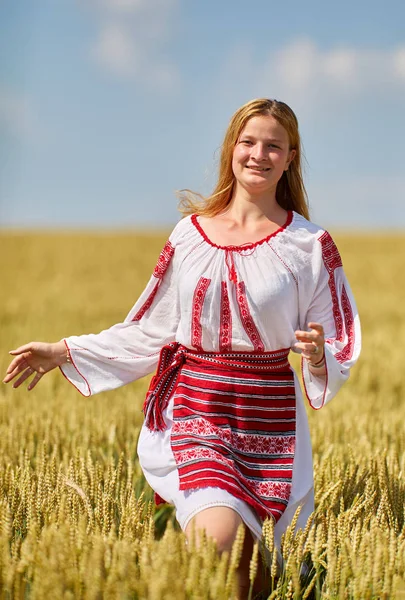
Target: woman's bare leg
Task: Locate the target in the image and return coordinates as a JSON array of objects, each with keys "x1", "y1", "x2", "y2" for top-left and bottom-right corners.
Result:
[{"x1": 184, "y1": 506, "x2": 264, "y2": 599}]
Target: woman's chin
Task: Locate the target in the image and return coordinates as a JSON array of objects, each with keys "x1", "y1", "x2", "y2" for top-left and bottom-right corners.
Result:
[{"x1": 240, "y1": 180, "x2": 274, "y2": 196}]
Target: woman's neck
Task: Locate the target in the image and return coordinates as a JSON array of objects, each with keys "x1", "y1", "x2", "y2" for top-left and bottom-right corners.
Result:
[{"x1": 222, "y1": 188, "x2": 285, "y2": 226}]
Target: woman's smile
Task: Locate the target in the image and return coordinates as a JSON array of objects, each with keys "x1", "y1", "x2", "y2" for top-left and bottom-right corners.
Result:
[{"x1": 246, "y1": 165, "x2": 271, "y2": 172}]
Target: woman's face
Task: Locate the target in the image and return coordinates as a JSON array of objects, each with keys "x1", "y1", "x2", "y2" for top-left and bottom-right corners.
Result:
[{"x1": 231, "y1": 115, "x2": 296, "y2": 196}]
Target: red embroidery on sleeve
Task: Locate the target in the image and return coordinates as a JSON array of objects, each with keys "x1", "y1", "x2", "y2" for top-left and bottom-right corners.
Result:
[
  {"x1": 131, "y1": 283, "x2": 160, "y2": 322},
  {"x1": 319, "y1": 231, "x2": 342, "y2": 272},
  {"x1": 219, "y1": 281, "x2": 232, "y2": 352},
  {"x1": 319, "y1": 232, "x2": 344, "y2": 340},
  {"x1": 335, "y1": 285, "x2": 355, "y2": 362},
  {"x1": 132, "y1": 240, "x2": 175, "y2": 322},
  {"x1": 319, "y1": 232, "x2": 354, "y2": 363},
  {"x1": 153, "y1": 240, "x2": 175, "y2": 278},
  {"x1": 191, "y1": 277, "x2": 211, "y2": 351},
  {"x1": 236, "y1": 281, "x2": 264, "y2": 352}
]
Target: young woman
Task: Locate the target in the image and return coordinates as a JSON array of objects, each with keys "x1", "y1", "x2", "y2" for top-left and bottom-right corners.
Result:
[{"x1": 4, "y1": 98, "x2": 361, "y2": 597}]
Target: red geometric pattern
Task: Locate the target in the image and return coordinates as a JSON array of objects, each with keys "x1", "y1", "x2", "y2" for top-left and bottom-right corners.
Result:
[
  {"x1": 153, "y1": 240, "x2": 175, "y2": 278},
  {"x1": 236, "y1": 281, "x2": 265, "y2": 352},
  {"x1": 131, "y1": 282, "x2": 160, "y2": 322},
  {"x1": 319, "y1": 231, "x2": 342, "y2": 273},
  {"x1": 335, "y1": 285, "x2": 355, "y2": 363},
  {"x1": 174, "y1": 421, "x2": 295, "y2": 456},
  {"x1": 168, "y1": 348, "x2": 296, "y2": 522},
  {"x1": 319, "y1": 232, "x2": 355, "y2": 362},
  {"x1": 132, "y1": 240, "x2": 175, "y2": 322},
  {"x1": 191, "y1": 277, "x2": 211, "y2": 351},
  {"x1": 219, "y1": 281, "x2": 232, "y2": 352},
  {"x1": 174, "y1": 447, "x2": 292, "y2": 501},
  {"x1": 253, "y1": 480, "x2": 292, "y2": 501},
  {"x1": 326, "y1": 272, "x2": 344, "y2": 341}
]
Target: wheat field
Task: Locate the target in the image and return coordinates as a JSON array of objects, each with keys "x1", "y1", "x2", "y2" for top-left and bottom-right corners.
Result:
[{"x1": 0, "y1": 230, "x2": 404, "y2": 599}]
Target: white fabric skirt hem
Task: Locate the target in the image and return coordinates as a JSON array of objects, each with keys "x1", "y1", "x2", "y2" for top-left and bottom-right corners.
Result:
[{"x1": 174, "y1": 486, "x2": 264, "y2": 541}]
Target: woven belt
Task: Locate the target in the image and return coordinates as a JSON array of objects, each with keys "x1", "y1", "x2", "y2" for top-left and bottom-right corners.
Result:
[{"x1": 143, "y1": 343, "x2": 291, "y2": 432}]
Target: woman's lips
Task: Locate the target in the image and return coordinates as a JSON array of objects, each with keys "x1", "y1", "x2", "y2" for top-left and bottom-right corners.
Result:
[{"x1": 246, "y1": 166, "x2": 270, "y2": 172}]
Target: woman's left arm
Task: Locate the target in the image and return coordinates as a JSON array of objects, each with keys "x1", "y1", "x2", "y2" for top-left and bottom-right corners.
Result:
[{"x1": 297, "y1": 230, "x2": 361, "y2": 410}]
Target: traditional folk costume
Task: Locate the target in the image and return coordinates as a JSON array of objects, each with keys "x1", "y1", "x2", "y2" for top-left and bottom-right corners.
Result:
[{"x1": 60, "y1": 210, "x2": 361, "y2": 546}]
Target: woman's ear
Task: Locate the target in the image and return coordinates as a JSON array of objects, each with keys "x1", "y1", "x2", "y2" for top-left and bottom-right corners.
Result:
[{"x1": 285, "y1": 149, "x2": 296, "y2": 171}]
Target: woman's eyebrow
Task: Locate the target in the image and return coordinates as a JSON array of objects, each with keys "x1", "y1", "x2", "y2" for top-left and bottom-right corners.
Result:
[{"x1": 241, "y1": 135, "x2": 284, "y2": 143}]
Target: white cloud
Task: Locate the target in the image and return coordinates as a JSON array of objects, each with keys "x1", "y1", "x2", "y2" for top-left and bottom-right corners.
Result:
[
  {"x1": 0, "y1": 87, "x2": 38, "y2": 140},
  {"x1": 216, "y1": 38, "x2": 405, "y2": 117},
  {"x1": 82, "y1": 0, "x2": 180, "y2": 88},
  {"x1": 272, "y1": 39, "x2": 405, "y2": 100},
  {"x1": 322, "y1": 48, "x2": 357, "y2": 85},
  {"x1": 393, "y1": 47, "x2": 405, "y2": 79},
  {"x1": 274, "y1": 39, "x2": 318, "y2": 91},
  {"x1": 92, "y1": 22, "x2": 139, "y2": 77}
]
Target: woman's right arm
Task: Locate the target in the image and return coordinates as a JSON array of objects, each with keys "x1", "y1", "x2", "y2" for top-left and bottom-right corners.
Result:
[
  {"x1": 60, "y1": 239, "x2": 179, "y2": 397},
  {"x1": 4, "y1": 220, "x2": 186, "y2": 396}
]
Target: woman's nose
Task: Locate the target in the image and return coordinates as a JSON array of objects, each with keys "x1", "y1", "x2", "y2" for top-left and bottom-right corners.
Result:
[{"x1": 251, "y1": 143, "x2": 267, "y2": 161}]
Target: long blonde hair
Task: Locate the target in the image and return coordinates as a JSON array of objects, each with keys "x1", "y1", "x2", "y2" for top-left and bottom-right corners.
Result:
[{"x1": 178, "y1": 98, "x2": 310, "y2": 220}]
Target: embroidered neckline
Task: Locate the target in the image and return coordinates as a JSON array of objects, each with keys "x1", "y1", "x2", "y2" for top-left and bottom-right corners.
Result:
[{"x1": 191, "y1": 210, "x2": 294, "y2": 251}]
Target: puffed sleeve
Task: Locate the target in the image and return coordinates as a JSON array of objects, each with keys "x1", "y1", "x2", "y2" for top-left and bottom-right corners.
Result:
[
  {"x1": 298, "y1": 230, "x2": 361, "y2": 409},
  {"x1": 59, "y1": 223, "x2": 183, "y2": 397}
]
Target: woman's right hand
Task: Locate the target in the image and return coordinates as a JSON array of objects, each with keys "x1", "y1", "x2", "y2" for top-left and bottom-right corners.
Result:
[{"x1": 3, "y1": 341, "x2": 67, "y2": 390}]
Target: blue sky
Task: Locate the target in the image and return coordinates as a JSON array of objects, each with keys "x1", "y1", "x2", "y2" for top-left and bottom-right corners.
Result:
[{"x1": 1, "y1": 0, "x2": 404, "y2": 230}]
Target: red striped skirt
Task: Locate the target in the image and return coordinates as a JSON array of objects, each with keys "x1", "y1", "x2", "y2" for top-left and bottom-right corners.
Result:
[{"x1": 143, "y1": 343, "x2": 296, "y2": 522}]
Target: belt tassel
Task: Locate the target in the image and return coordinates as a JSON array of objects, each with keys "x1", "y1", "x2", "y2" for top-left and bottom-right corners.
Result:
[{"x1": 143, "y1": 343, "x2": 184, "y2": 431}]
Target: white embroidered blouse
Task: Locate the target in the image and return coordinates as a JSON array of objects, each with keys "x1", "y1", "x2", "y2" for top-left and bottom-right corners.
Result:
[{"x1": 60, "y1": 210, "x2": 361, "y2": 521}]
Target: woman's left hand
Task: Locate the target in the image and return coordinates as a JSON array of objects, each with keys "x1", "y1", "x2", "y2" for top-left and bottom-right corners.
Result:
[{"x1": 293, "y1": 322, "x2": 325, "y2": 364}]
